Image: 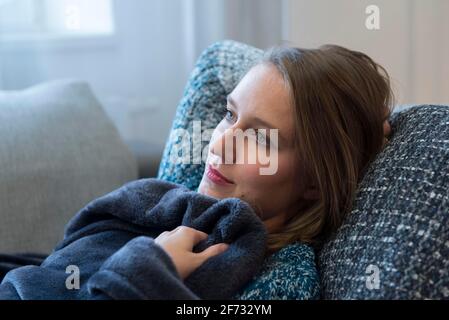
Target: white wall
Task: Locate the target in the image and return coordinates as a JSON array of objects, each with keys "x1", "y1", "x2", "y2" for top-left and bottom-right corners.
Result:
[
  {"x1": 410, "y1": 0, "x2": 449, "y2": 105},
  {"x1": 192, "y1": 0, "x2": 283, "y2": 55},
  {"x1": 283, "y1": 0, "x2": 449, "y2": 106}
]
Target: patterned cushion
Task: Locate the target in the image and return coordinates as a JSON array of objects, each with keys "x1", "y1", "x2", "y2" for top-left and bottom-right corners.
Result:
[
  {"x1": 234, "y1": 242, "x2": 320, "y2": 300},
  {"x1": 319, "y1": 105, "x2": 449, "y2": 299},
  {"x1": 157, "y1": 40, "x2": 320, "y2": 299}
]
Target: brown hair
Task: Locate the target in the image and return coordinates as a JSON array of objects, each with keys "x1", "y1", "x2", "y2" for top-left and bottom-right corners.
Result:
[{"x1": 262, "y1": 44, "x2": 394, "y2": 252}]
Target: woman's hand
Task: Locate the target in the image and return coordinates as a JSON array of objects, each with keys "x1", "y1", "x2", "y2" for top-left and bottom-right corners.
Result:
[{"x1": 155, "y1": 226, "x2": 229, "y2": 280}]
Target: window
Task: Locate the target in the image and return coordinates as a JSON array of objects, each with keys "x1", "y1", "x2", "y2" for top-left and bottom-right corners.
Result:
[{"x1": 0, "y1": 0, "x2": 114, "y2": 39}]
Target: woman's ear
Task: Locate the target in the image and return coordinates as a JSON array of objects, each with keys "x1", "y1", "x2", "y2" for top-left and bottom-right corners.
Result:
[{"x1": 383, "y1": 119, "x2": 391, "y2": 138}]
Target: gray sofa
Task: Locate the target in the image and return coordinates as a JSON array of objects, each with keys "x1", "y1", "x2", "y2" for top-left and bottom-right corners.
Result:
[{"x1": 0, "y1": 80, "x2": 138, "y2": 254}]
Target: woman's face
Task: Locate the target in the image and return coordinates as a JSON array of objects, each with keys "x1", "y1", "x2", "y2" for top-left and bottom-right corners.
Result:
[{"x1": 198, "y1": 63, "x2": 316, "y2": 231}]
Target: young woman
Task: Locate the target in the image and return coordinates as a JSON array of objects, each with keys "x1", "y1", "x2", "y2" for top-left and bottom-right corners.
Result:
[{"x1": 157, "y1": 44, "x2": 394, "y2": 281}]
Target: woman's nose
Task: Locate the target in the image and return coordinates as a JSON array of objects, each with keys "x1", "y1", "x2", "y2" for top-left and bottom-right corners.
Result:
[{"x1": 209, "y1": 128, "x2": 236, "y2": 164}]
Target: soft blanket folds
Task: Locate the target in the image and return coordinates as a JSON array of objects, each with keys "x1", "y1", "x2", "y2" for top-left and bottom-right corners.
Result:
[{"x1": 0, "y1": 178, "x2": 267, "y2": 299}]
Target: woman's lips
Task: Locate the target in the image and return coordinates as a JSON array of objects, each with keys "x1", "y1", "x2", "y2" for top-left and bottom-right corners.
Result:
[{"x1": 206, "y1": 164, "x2": 234, "y2": 186}]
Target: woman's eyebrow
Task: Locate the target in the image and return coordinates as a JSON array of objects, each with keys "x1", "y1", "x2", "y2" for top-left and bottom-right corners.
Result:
[{"x1": 227, "y1": 95, "x2": 286, "y2": 144}]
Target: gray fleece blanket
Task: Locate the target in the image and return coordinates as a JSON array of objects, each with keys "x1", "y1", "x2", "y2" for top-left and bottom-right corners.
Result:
[{"x1": 0, "y1": 178, "x2": 267, "y2": 299}]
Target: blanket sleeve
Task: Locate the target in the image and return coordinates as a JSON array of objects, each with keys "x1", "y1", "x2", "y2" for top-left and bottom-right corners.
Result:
[
  {"x1": 0, "y1": 236, "x2": 199, "y2": 300},
  {"x1": 87, "y1": 236, "x2": 200, "y2": 300}
]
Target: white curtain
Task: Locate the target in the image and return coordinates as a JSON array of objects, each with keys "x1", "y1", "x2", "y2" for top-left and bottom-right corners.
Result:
[
  {"x1": 192, "y1": 0, "x2": 283, "y2": 59},
  {"x1": 0, "y1": 0, "x2": 284, "y2": 176}
]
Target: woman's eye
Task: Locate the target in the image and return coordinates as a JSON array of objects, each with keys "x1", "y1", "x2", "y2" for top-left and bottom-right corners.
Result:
[{"x1": 224, "y1": 108, "x2": 235, "y2": 122}]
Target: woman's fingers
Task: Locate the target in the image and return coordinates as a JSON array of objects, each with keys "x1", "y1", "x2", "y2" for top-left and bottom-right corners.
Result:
[
  {"x1": 177, "y1": 226, "x2": 208, "y2": 247},
  {"x1": 154, "y1": 226, "x2": 229, "y2": 279},
  {"x1": 198, "y1": 243, "x2": 229, "y2": 261},
  {"x1": 168, "y1": 226, "x2": 229, "y2": 260},
  {"x1": 186, "y1": 243, "x2": 229, "y2": 279},
  {"x1": 156, "y1": 230, "x2": 170, "y2": 239}
]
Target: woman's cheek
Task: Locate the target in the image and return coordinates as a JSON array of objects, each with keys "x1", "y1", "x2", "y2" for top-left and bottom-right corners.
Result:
[
  {"x1": 240, "y1": 164, "x2": 262, "y2": 184},
  {"x1": 237, "y1": 161, "x2": 286, "y2": 187},
  {"x1": 256, "y1": 152, "x2": 294, "y2": 183}
]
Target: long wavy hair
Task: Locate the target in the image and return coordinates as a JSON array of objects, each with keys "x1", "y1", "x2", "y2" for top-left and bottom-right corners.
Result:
[{"x1": 263, "y1": 44, "x2": 395, "y2": 252}]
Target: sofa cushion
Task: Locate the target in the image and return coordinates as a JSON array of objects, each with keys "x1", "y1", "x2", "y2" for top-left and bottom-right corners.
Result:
[
  {"x1": 319, "y1": 105, "x2": 449, "y2": 299},
  {"x1": 0, "y1": 79, "x2": 138, "y2": 254}
]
